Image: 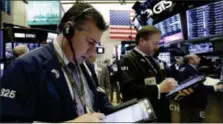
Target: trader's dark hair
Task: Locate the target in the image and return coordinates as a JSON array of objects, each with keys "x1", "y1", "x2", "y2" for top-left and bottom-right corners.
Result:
[
  {"x1": 135, "y1": 26, "x2": 161, "y2": 45},
  {"x1": 58, "y1": 3, "x2": 108, "y2": 33}
]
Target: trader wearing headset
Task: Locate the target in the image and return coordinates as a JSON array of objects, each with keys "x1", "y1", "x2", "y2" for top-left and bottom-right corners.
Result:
[{"x1": 0, "y1": 3, "x2": 113, "y2": 122}]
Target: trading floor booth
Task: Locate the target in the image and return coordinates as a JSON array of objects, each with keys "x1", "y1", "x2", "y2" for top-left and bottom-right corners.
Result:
[{"x1": 2, "y1": 28, "x2": 58, "y2": 70}]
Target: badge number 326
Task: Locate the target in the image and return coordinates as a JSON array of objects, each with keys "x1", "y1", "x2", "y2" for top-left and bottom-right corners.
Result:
[{"x1": 0, "y1": 88, "x2": 16, "y2": 99}]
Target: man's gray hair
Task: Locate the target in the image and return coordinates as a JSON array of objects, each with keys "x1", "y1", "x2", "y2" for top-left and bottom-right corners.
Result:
[{"x1": 183, "y1": 53, "x2": 196, "y2": 64}]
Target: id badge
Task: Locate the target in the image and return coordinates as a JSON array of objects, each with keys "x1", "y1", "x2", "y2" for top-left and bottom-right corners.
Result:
[{"x1": 144, "y1": 77, "x2": 156, "y2": 85}]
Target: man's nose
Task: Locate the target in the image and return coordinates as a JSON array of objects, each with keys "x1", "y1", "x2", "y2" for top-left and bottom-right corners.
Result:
[{"x1": 88, "y1": 45, "x2": 96, "y2": 57}]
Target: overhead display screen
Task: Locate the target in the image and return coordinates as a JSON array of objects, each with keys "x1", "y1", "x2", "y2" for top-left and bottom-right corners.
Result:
[
  {"x1": 28, "y1": 1, "x2": 60, "y2": 25},
  {"x1": 187, "y1": 0, "x2": 223, "y2": 39},
  {"x1": 154, "y1": 13, "x2": 183, "y2": 44},
  {"x1": 188, "y1": 42, "x2": 214, "y2": 54}
]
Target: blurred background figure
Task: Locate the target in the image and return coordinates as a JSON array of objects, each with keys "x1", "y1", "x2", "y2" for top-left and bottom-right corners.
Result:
[
  {"x1": 88, "y1": 55, "x2": 111, "y2": 96},
  {"x1": 98, "y1": 59, "x2": 111, "y2": 96},
  {"x1": 13, "y1": 45, "x2": 30, "y2": 58}
]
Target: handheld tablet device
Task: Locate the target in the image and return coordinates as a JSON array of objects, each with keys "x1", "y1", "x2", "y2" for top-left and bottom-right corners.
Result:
[
  {"x1": 104, "y1": 98, "x2": 156, "y2": 123},
  {"x1": 166, "y1": 75, "x2": 206, "y2": 100}
]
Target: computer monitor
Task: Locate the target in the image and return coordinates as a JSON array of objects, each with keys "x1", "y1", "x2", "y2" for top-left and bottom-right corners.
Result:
[
  {"x1": 154, "y1": 13, "x2": 184, "y2": 44},
  {"x1": 187, "y1": 1, "x2": 223, "y2": 39},
  {"x1": 0, "y1": 30, "x2": 3, "y2": 60},
  {"x1": 158, "y1": 52, "x2": 171, "y2": 66},
  {"x1": 0, "y1": 63, "x2": 4, "y2": 77},
  {"x1": 188, "y1": 42, "x2": 214, "y2": 54},
  {"x1": 5, "y1": 43, "x2": 13, "y2": 59},
  {"x1": 47, "y1": 32, "x2": 58, "y2": 43}
]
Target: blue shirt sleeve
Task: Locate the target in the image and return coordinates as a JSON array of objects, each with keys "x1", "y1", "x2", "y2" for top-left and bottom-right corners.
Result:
[{"x1": 0, "y1": 58, "x2": 36, "y2": 122}]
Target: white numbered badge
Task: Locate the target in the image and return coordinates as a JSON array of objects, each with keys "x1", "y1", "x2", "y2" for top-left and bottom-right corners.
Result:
[{"x1": 144, "y1": 77, "x2": 156, "y2": 85}]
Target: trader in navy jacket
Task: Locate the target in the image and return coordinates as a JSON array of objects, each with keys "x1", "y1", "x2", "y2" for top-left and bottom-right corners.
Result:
[{"x1": 0, "y1": 3, "x2": 113, "y2": 123}]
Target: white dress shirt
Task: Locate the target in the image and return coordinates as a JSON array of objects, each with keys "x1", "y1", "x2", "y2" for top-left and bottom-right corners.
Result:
[{"x1": 53, "y1": 40, "x2": 94, "y2": 115}]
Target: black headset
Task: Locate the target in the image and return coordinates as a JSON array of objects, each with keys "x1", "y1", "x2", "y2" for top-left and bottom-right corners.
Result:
[{"x1": 62, "y1": 7, "x2": 94, "y2": 42}]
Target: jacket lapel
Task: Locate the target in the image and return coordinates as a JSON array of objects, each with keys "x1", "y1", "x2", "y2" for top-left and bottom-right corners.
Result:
[
  {"x1": 132, "y1": 50, "x2": 156, "y2": 74},
  {"x1": 42, "y1": 43, "x2": 74, "y2": 107}
]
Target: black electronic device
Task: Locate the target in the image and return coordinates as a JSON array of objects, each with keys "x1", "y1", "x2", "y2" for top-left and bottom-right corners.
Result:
[
  {"x1": 154, "y1": 13, "x2": 184, "y2": 44},
  {"x1": 5, "y1": 43, "x2": 13, "y2": 59},
  {"x1": 166, "y1": 75, "x2": 206, "y2": 100},
  {"x1": 96, "y1": 46, "x2": 104, "y2": 54},
  {"x1": 104, "y1": 98, "x2": 156, "y2": 123}
]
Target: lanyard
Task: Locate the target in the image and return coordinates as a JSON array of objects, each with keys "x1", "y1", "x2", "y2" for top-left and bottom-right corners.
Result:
[
  {"x1": 54, "y1": 49, "x2": 85, "y2": 106},
  {"x1": 144, "y1": 56, "x2": 158, "y2": 74}
]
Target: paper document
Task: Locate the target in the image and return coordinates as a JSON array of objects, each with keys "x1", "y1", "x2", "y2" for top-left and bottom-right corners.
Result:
[{"x1": 203, "y1": 77, "x2": 220, "y2": 86}]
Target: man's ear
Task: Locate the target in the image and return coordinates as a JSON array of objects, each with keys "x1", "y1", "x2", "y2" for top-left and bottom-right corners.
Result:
[{"x1": 139, "y1": 37, "x2": 145, "y2": 46}]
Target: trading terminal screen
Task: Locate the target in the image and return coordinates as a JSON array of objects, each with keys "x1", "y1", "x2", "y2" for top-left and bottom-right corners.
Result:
[
  {"x1": 154, "y1": 13, "x2": 183, "y2": 44},
  {"x1": 158, "y1": 52, "x2": 171, "y2": 66},
  {"x1": 188, "y1": 42, "x2": 214, "y2": 54},
  {"x1": 187, "y1": 0, "x2": 223, "y2": 39}
]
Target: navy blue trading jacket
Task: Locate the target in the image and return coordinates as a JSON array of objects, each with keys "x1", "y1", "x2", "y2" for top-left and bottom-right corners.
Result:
[{"x1": 0, "y1": 43, "x2": 112, "y2": 122}]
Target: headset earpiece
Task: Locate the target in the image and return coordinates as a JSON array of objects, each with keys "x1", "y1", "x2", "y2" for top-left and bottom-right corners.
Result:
[{"x1": 62, "y1": 22, "x2": 75, "y2": 41}]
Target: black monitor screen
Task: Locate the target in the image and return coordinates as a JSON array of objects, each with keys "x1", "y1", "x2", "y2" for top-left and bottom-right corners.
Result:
[
  {"x1": 154, "y1": 13, "x2": 183, "y2": 44},
  {"x1": 0, "y1": 63, "x2": 4, "y2": 77},
  {"x1": 158, "y1": 52, "x2": 171, "y2": 66},
  {"x1": 187, "y1": 1, "x2": 223, "y2": 39},
  {"x1": 5, "y1": 43, "x2": 13, "y2": 59},
  {"x1": 47, "y1": 32, "x2": 58, "y2": 43},
  {"x1": 0, "y1": 30, "x2": 3, "y2": 59},
  {"x1": 188, "y1": 42, "x2": 214, "y2": 54}
]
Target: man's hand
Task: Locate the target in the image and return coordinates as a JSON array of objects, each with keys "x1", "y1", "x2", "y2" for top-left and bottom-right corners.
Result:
[
  {"x1": 159, "y1": 78, "x2": 178, "y2": 93},
  {"x1": 174, "y1": 88, "x2": 194, "y2": 101},
  {"x1": 68, "y1": 112, "x2": 105, "y2": 123}
]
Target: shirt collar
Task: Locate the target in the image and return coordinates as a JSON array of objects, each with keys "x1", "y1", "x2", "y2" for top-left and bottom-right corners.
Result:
[
  {"x1": 134, "y1": 47, "x2": 147, "y2": 57},
  {"x1": 53, "y1": 38, "x2": 69, "y2": 66}
]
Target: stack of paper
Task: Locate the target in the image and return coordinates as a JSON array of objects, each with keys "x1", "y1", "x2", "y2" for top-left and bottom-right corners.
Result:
[{"x1": 203, "y1": 77, "x2": 220, "y2": 86}]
